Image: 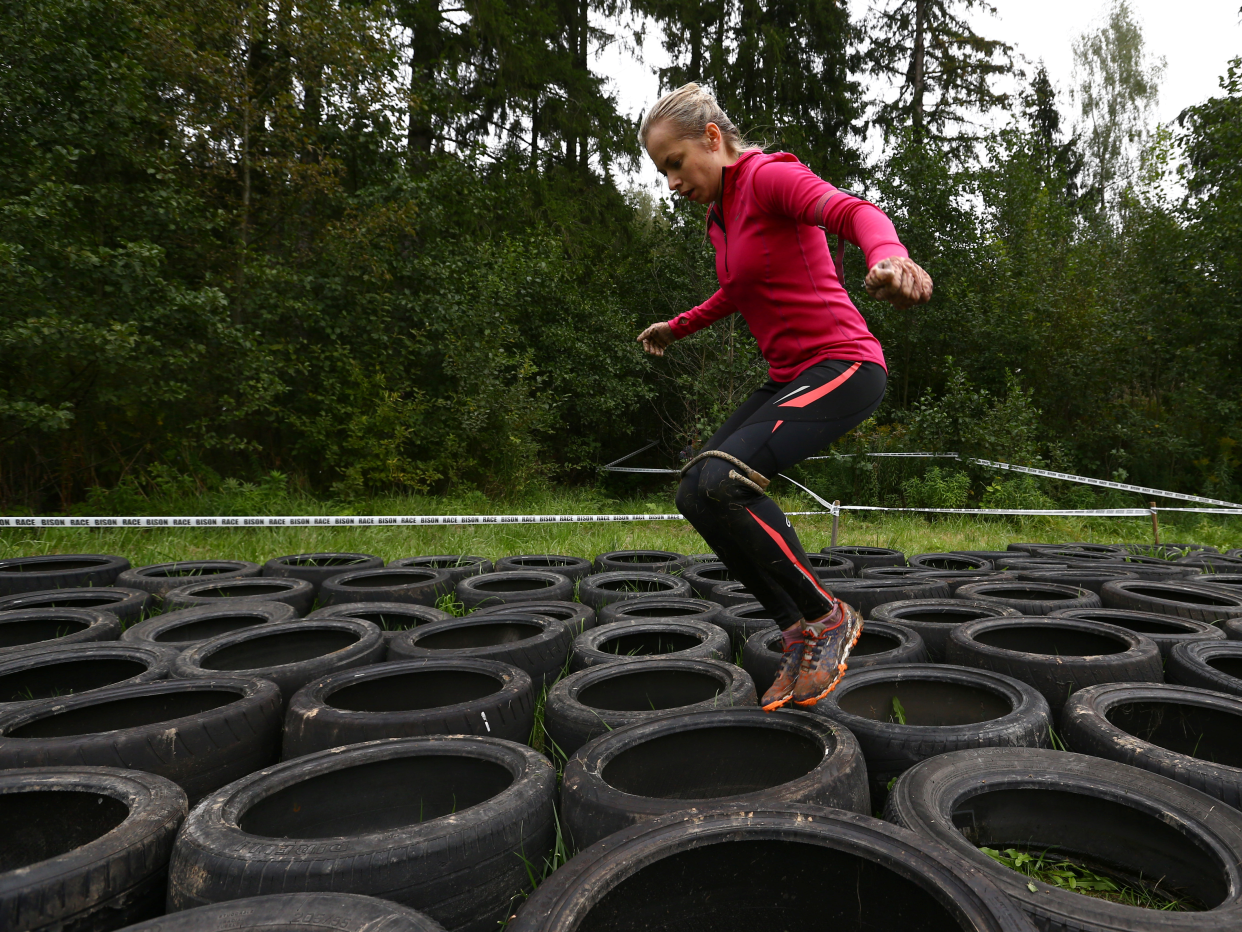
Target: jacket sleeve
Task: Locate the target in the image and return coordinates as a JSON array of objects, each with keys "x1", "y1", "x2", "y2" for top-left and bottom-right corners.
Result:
[
  {"x1": 752, "y1": 159, "x2": 909, "y2": 269},
  {"x1": 666, "y1": 288, "x2": 739, "y2": 338}
]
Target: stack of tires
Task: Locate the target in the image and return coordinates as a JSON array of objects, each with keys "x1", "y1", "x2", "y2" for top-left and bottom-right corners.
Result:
[{"x1": 2, "y1": 539, "x2": 1242, "y2": 932}]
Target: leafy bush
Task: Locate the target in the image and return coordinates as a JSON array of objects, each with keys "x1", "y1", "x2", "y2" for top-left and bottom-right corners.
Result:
[{"x1": 902, "y1": 467, "x2": 972, "y2": 509}]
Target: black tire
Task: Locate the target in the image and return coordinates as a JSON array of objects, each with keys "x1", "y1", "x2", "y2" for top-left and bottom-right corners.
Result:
[
  {"x1": 0, "y1": 607, "x2": 122, "y2": 655},
  {"x1": 1194, "y1": 572, "x2": 1242, "y2": 596},
  {"x1": 847, "y1": 619, "x2": 929, "y2": 668},
  {"x1": 1041, "y1": 547, "x2": 1118, "y2": 563},
  {"x1": 687, "y1": 552, "x2": 717, "y2": 563},
  {"x1": 810, "y1": 663, "x2": 1052, "y2": 804},
  {"x1": 992, "y1": 556, "x2": 1074, "y2": 572},
  {"x1": 908, "y1": 552, "x2": 993, "y2": 571},
  {"x1": 945, "y1": 616, "x2": 1163, "y2": 713},
  {"x1": 822, "y1": 578, "x2": 952, "y2": 617},
  {"x1": 262, "y1": 552, "x2": 384, "y2": 590},
  {"x1": 472, "y1": 600, "x2": 596, "y2": 635},
  {"x1": 1048, "y1": 608, "x2": 1226, "y2": 659},
  {"x1": 308, "y1": 600, "x2": 453, "y2": 645},
  {"x1": 543, "y1": 658, "x2": 757, "y2": 757},
  {"x1": 884, "y1": 746, "x2": 1242, "y2": 932},
  {"x1": 455, "y1": 570, "x2": 573, "y2": 611},
  {"x1": 597, "y1": 596, "x2": 720, "y2": 627},
  {"x1": 561, "y1": 708, "x2": 869, "y2": 849},
  {"x1": 679, "y1": 561, "x2": 735, "y2": 597},
  {"x1": 592, "y1": 550, "x2": 689, "y2": 574},
  {"x1": 122, "y1": 603, "x2": 299, "y2": 650},
  {"x1": 1091, "y1": 560, "x2": 1203, "y2": 581},
  {"x1": 0, "y1": 766, "x2": 187, "y2": 932},
  {"x1": 167, "y1": 736, "x2": 557, "y2": 932},
  {"x1": 741, "y1": 627, "x2": 784, "y2": 694},
  {"x1": 1166, "y1": 640, "x2": 1242, "y2": 697},
  {"x1": 1016, "y1": 568, "x2": 1139, "y2": 595},
  {"x1": 806, "y1": 552, "x2": 855, "y2": 578},
  {"x1": 1055, "y1": 542, "x2": 1129, "y2": 556},
  {"x1": 0, "y1": 642, "x2": 174, "y2": 709},
  {"x1": 911, "y1": 569, "x2": 1013, "y2": 594},
  {"x1": 491, "y1": 555, "x2": 590, "y2": 583},
  {"x1": 0, "y1": 676, "x2": 282, "y2": 804},
  {"x1": 952, "y1": 550, "x2": 1024, "y2": 562},
  {"x1": 577, "y1": 571, "x2": 692, "y2": 610},
  {"x1": 1101, "y1": 579, "x2": 1242, "y2": 623},
  {"x1": 283, "y1": 658, "x2": 535, "y2": 758},
  {"x1": 1061, "y1": 682, "x2": 1242, "y2": 808},
  {"x1": 569, "y1": 619, "x2": 729, "y2": 671},
  {"x1": 869, "y1": 599, "x2": 1020, "y2": 661},
  {"x1": 860, "y1": 565, "x2": 930, "y2": 579},
  {"x1": 163, "y1": 577, "x2": 316, "y2": 616},
  {"x1": 1226, "y1": 617, "x2": 1242, "y2": 641},
  {"x1": 821, "y1": 545, "x2": 906, "y2": 573},
  {"x1": 1179, "y1": 553, "x2": 1242, "y2": 572},
  {"x1": 505, "y1": 805, "x2": 1036, "y2": 932},
  {"x1": 120, "y1": 892, "x2": 446, "y2": 932},
  {"x1": 0, "y1": 554, "x2": 130, "y2": 596},
  {"x1": 955, "y1": 580, "x2": 1102, "y2": 615},
  {"x1": 706, "y1": 580, "x2": 758, "y2": 607},
  {"x1": 388, "y1": 614, "x2": 572, "y2": 688},
  {"x1": 389, "y1": 556, "x2": 494, "y2": 584},
  {"x1": 320, "y1": 568, "x2": 454, "y2": 608},
  {"x1": 172, "y1": 619, "x2": 385, "y2": 709},
  {"x1": 0, "y1": 587, "x2": 153, "y2": 626},
  {"x1": 713, "y1": 601, "x2": 778, "y2": 651},
  {"x1": 116, "y1": 562, "x2": 261, "y2": 603},
  {"x1": 1128, "y1": 542, "x2": 1218, "y2": 557}
]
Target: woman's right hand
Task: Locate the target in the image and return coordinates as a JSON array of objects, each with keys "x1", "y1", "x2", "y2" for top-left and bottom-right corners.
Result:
[{"x1": 637, "y1": 322, "x2": 675, "y2": 356}]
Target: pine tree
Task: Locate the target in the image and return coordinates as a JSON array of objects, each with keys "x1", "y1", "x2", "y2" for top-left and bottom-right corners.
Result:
[
  {"x1": 864, "y1": 0, "x2": 1012, "y2": 152},
  {"x1": 636, "y1": 0, "x2": 864, "y2": 183}
]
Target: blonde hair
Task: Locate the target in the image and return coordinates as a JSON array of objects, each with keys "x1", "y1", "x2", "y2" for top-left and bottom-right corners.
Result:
[{"x1": 639, "y1": 83, "x2": 754, "y2": 155}]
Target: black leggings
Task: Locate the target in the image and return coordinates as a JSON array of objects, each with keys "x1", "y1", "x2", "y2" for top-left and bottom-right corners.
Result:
[{"x1": 676, "y1": 359, "x2": 887, "y2": 630}]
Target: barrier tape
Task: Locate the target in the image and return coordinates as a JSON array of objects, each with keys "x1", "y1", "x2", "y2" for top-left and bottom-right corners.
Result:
[
  {"x1": 7, "y1": 504, "x2": 1241, "y2": 529},
  {"x1": 603, "y1": 444, "x2": 1242, "y2": 509}
]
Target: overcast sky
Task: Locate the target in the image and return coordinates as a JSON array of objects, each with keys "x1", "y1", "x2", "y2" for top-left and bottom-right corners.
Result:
[{"x1": 599, "y1": 0, "x2": 1242, "y2": 187}]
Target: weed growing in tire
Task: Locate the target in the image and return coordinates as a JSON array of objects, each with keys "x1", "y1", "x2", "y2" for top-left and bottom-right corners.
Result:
[
  {"x1": 980, "y1": 847, "x2": 1196, "y2": 910},
  {"x1": 434, "y1": 592, "x2": 467, "y2": 616},
  {"x1": 507, "y1": 653, "x2": 576, "y2": 928},
  {"x1": 890, "y1": 696, "x2": 907, "y2": 724}
]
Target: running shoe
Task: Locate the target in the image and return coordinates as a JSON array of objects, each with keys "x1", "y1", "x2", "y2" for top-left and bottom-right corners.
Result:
[
  {"x1": 760, "y1": 634, "x2": 805, "y2": 712},
  {"x1": 792, "y1": 601, "x2": 863, "y2": 707}
]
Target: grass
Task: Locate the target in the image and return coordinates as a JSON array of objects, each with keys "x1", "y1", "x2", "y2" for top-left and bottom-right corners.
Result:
[
  {"x1": 980, "y1": 846, "x2": 1196, "y2": 911},
  {"x1": 3, "y1": 486, "x2": 1239, "y2": 566}
]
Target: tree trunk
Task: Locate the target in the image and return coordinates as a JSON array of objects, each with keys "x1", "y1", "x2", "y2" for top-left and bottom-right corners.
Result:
[
  {"x1": 910, "y1": 0, "x2": 926, "y2": 139},
  {"x1": 689, "y1": 11, "x2": 702, "y2": 81}
]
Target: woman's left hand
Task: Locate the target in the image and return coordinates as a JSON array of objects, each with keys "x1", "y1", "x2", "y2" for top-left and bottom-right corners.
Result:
[{"x1": 865, "y1": 256, "x2": 933, "y2": 310}]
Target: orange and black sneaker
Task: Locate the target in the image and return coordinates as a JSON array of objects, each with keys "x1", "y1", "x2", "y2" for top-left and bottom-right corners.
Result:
[
  {"x1": 792, "y1": 601, "x2": 863, "y2": 707},
  {"x1": 760, "y1": 633, "x2": 805, "y2": 712}
]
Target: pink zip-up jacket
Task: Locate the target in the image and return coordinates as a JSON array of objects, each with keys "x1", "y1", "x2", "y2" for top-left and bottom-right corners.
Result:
[{"x1": 666, "y1": 150, "x2": 906, "y2": 381}]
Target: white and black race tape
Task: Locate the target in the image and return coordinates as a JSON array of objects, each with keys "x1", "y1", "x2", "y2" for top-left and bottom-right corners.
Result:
[
  {"x1": 606, "y1": 444, "x2": 1242, "y2": 510},
  {"x1": 4, "y1": 505, "x2": 1237, "y2": 529}
]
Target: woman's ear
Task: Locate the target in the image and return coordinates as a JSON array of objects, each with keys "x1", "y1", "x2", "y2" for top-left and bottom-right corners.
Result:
[{"x1": 703, "y1": 122, "x2": 722, "y2": 152}]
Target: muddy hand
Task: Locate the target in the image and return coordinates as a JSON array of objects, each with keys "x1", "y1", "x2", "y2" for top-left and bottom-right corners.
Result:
[
  {"x1": 637, "y1": 322, "x2": 675, "y2": 357},
  {"x1": 865, "y1": 257, "x2": 933, "y2": 310}
]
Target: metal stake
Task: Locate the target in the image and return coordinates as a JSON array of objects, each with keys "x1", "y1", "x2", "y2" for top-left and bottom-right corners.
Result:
[
  {"x1": 831, "y1": 500, "x2": 841, "y2": 547},
  {"x1": 1150, "y1": 502, "x2": 1160, "y2": 545}
]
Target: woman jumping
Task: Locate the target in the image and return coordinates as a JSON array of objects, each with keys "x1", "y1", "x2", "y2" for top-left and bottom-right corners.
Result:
[{"x1": 636, "y1": 84, "x2": 932, "y2": 712}]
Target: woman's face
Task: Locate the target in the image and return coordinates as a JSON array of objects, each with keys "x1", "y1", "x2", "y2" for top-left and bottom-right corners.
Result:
[{"x1": 644, "y1": 120, "x2": 733, "y2": 204}]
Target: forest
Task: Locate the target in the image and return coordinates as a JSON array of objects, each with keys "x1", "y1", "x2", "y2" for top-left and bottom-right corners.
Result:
[{"x1": 1, "y1": 0, "x2": 1240, "y2": 514}]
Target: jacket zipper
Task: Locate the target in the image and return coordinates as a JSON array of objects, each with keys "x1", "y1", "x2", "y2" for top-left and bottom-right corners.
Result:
[{"x1": 711, "y1": 166, "x2": 729, "y2": 275}]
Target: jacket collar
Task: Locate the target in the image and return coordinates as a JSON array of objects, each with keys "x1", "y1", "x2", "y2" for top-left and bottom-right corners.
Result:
[
  {"x1": 707, "y1": 149, "x2": 765, "y2": 233},
  {"x1": 718, "y1": 148, "x2": 764, "y2": 207}
]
